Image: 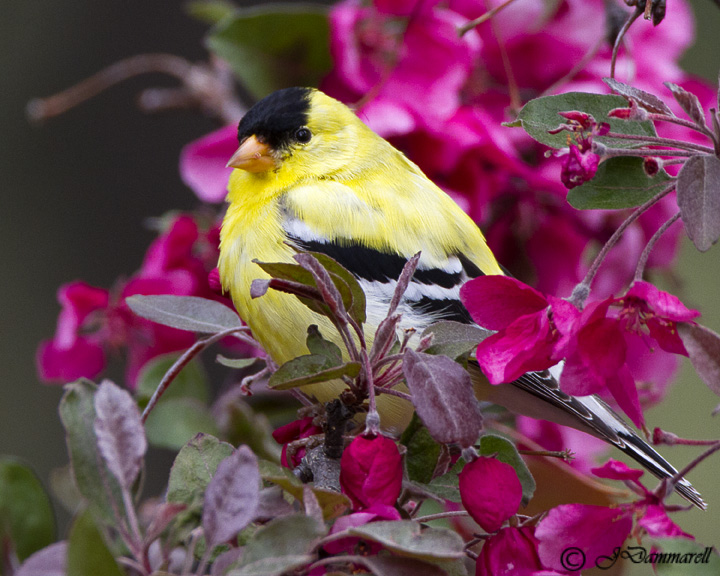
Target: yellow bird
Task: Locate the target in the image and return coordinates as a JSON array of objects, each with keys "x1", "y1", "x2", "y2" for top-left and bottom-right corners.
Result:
[{"x1": 218, "y1": 87, "x2": 704, "y2": 508}]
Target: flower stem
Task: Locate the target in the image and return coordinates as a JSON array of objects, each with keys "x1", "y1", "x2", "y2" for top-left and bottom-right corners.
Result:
[
  {"x1": 570, "y1": 181, "x2": 675, "y2": 308},
  {"x1": 649, "y1": 112, "x2": 717, "y2": 142},
  {"x1": 414, "y1": 510, "x2": 471, "y2": 523},
  {"x1": 457, "y1": 0, "x2": 521, "y2": 35},
  {"x1": 634, "y1": 211, "x2": 681, "y2": 281},
  {"x1": 141, "y1": 327, "x2": 244, "y2": 423},
  {"x1": 610, "y1": 8, "x2": 642, "y2": 79},
  {"x1": 604, "y1": 132, "x2": 715, "y2": 155}
]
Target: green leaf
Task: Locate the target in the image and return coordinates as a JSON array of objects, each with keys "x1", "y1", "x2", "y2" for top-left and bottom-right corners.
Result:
[
  {"x1": 567, "y1": 156, "x2": 672, "y2": 210},
  {"x1": 422, "y1": 321, "x2": 490, "y2": 361},
  {"x1": 512, "y1": 93, "x2": 656, "y2": 149},
  {"x1": 479, "y1": 435, "x2": 535, "y2": 506},
  {"x1": 217, "y1": 355, "x2": 262, "y2": 370},
  {"x1": 259, "y1": 460, "x2": 350, "y2": 520},
  {"x1": 146, "y1": 398, "x2": 219, "y2": 451},
  {"x1": 59, "y1": 379, "x2": 123, "y2": 523},
  {"x1": 306, "y1": 325, "x2": 343, "y2": 365},
  {"x1": 126, "y1": 294, "x2": 242, "y2": 333},
  {"x1": 186, "y1": 0, "x2": 237, "y2": 24},
  {"x1": 218, "y1": 399, "x2": 282, "y2": 463},
  {"x1": 348, "y1": 521, "x2": 465, "y2": 560},
  {"x1": 167, "y1": 433, "x2": 235, "y2": 506},
  {"x1": 0, "y1": 458, "x2": 55, "y2": 561},
  {"x1": 232, "y1": 515, "x2": 326, "y2": 575},
  {"x1": 426, "y1": 461, "x2": 463, "y2": 503},
  {"x1": 401, "y1": 414, "x2": 443, "y2": 484},
  {"x1": 652, "y1": 538, "x2": 720, "y2": 575},
  {"x1": 136, "y1": 353, "x2": 210, "y2": 408},
  {"x1": 67, "y1": 510, "x2": 124, "y2": 576},
  {"x1": 268, "y1": 354, "x2": 361, "y2": 390},
  {"x1": 207, "y1": 4, "x2": 331, "y2": 100},
  {"x1": 256, "y1": 253, "x2": 366, "y2": 326}
]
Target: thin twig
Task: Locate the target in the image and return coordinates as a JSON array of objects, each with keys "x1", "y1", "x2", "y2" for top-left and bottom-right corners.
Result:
[
  {"x1": 414, "y1": 510, "x2": 470, "y2": 523},
  {"x1": 610, "y1": 8, "x2": 642, "y2": 79},
  {"x1": 634, "y1": 211, "x2": 681, "y2": 281},
  {"x1": 604, "y1": 132, "x2": 715, "y2": 155},
  {"x1": 457, "y1": 0, "x2": 520, "y2": 35},
  {"x1": 374, "y1": 386, "x2": 412, "y2": 402},
  {"x1": 569, "y1": 180, "x2": 676, "y2": 308},
  {"x1": 141, "y1": 327, "x2": 244, "y2": 422},
  {"x1": 27, "y1": 54, "x2": 192, "y2": 121}
]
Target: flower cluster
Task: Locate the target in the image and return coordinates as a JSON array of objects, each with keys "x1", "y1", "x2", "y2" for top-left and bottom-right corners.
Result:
[
  {"x1": 318, "y1": 0, "x2": 713, "y2": 302},
  {"x1": 37, "y1": 214, "x2": 222, "y2": 387},
  {"x1": 461, "y1": 275, "x2": 699, "y2": 427}
]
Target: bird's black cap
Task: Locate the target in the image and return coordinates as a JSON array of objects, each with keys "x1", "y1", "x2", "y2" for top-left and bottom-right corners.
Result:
[{"x1": 237, "y1": 87, "x2": 313, "y2": 151}]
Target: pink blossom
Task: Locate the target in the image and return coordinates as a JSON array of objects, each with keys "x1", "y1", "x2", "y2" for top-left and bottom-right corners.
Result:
[
  {"x1": 323, "y1": 0, "x2": 481, "y2": 135},
  {"x1": 272, "y1": 417, "x2": 323, "y2": 469},
  {"x1": 340, "y1": 434, "x2": 402, "y2": 511},
  {"x1": 179, "y1": 125, "x2": 237, "y2": 203},
  {"x1": 591, "y1": 459, "x2": 693, "y2": 539},
  {"x1": 37, "y1": 215, "x2": 221, "y2": 388},
  {"x1": 475, "y1": 526, "x2": 543, "y2": 576},
  {"x1": 37, "y1": 282, "x2": 109, "y2": 382},
  {"x1": 460, "y1": 276, "x2": 569, "y2": 383},
  {"x1": 459, "y1": 457, "x2": 523, "y2": 533},
  {"x1": 535, "y1": 504, "x2": 633, "y2": 572}
]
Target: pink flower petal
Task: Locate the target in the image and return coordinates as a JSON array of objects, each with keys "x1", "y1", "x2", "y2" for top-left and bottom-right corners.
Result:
[
  {"x1": 475, "y1": 526, "x2": 542, "y2": 576},
  {"x1": 536, "y1": 504, "x2": 632, "y2": 572},
  {"x1": 340, "y1": 434, "x2": 402, "y2": 510},
  {"x1": 637, "y1": 505, "x2": 693, "y2": 539},
  {"x1": 37, "y1": 337, "x2": 105, "y2": 383},
  {"x1": 625, "y1": 281, "x2": 699, "y2": 322},
  {"x1": 475, "y1": 311, "x2": 557, "y2": 384},
  {"x1": 179, "y1": 125, "x2": 237, "y2": 203},
  {"x1": 460, "y1": 275, "x2": 548, "y2": 330},
  {"x1": 459, "y1": 457, "x2": 522, "y2": 533},
  {"x1": 591, "y1": 459, "x2": 644, "y2": 483}
]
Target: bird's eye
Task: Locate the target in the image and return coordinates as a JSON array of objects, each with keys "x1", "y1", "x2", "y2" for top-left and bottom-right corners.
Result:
[{"x1": 295, "y1": 127, "x2": 312, "y2": 144}]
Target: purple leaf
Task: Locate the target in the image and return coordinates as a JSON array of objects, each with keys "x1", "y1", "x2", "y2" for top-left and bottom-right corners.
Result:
[
  {"x1": 93, "y1": 380, "x2": 147, "y2": 490},
  {"x1": 144, "y1": 502, "x2": 187, "y2": 543},
  {"x1": 15, "y1": 542, "x2": 67, "y2": 576},
  {"x1": 388, "y1": 252, "x2": 421, "y2": 317},
  {"x1": 678, "y1": 323, "x2": 720, "y2": 396},
  {"x1": 677, "y1": 154, "x2": 720, "y2": 252},
  {"x1": 126, "y1": 294, "x2": 242, "y2": 333},
  {"x1": 202, "y1": 444, "x2": 260, "y2": 548},
  {"x1": 664, "y1": 82, "x2": 707, "y2": 128},
  {"x1": 250, "y1": 279, "x2": 270, "y2": 298},
  {"x1": 369, "y1": 313, "x2": 402, "y2": 362},
  {"x1": 403, "y1": 349, "x2": 483, "y2": 448},
  {"x1": 302, "y1": 485, "x2": 323, "y2": 524},
  {"x1": 603, "y1": 78, "x2": 674, "y2": 116}
]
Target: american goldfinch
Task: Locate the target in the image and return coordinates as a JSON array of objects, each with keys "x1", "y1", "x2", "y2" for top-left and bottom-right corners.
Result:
[{"x1": 219, "y1": 87, "x2": 704, "y2": 508}]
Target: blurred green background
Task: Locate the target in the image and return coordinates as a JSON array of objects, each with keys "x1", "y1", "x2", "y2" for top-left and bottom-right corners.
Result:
[{"x1": 2, "y1": 0, "x2": 719, "y2": 568}]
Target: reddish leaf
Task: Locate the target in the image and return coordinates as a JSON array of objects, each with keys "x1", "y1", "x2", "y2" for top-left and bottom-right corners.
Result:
[
  {"x1": 678, "y1": 323, "x2": 720, "y2": 396},
  {"x1": 202, "y1": 445, "x2": 260, "y2": 548},
  {"x1": 664, "y1": 82, "x2": 707, "y2": 128},
  {"x1": 603, "y1": 78, "x2": 674, "y2": 116},
  {"x1": 93, "y1": 380, "x2": 147, "y2": 490},
  {"x1": 677, "y1": 155, "x2": 720, "y2": 252},
  {"x1": 403, "y1": 349, "x2": 482, "y2": 447}
]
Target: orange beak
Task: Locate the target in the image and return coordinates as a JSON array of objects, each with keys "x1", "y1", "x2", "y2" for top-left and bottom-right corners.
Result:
[{"x1": 226, "y1": 135, "x2": 276, "y2": 172}]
